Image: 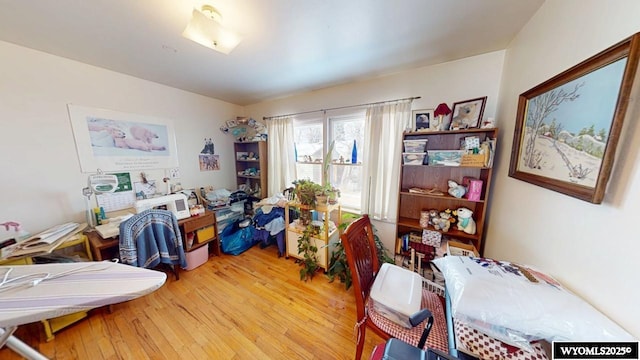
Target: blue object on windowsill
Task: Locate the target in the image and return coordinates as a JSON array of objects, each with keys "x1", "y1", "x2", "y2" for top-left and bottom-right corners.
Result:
[{"x1": 351, "y1": 139, "x2": 357, "y2": 164}]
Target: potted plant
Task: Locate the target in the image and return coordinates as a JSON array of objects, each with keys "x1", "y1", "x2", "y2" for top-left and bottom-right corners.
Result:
[
  {"x1": 327, "y1": 186, "x2": 340, "y2": 205},
  {"x1": 327, "y1": 214, "x2": 395, "y2": 290},
  {"x1": 319, "y1": 140, "x2": 341, "y2": 205},
  {"x1": 298, "y1": 224, "x2": 321, "y2": 281},
  {"x1": 293, "y1": 179, "x2": 322, "y2": 207}
]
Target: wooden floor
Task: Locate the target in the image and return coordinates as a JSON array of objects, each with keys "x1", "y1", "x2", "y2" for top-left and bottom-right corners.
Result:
[{"x1": 1, "y1": 245, "x2": 383, "y2": 359}]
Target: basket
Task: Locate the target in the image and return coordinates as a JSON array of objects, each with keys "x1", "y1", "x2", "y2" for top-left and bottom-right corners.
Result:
[
  {"x1": 446, "y1": 240, "x2": 479, "y2": 257},
  {"x1": 423, "y1": 278, "x2": 445, "y2": 297},
  {"x1": 460, "y1": 153, "x2": 486, "y2": 167}
]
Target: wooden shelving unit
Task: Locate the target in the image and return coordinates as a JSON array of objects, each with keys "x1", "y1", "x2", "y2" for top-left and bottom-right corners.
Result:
[
  {"x1": 234, "y1": 141, "x2": 268, "y2": 199},
  {"x1": 284, "y1": 202, "x2": 341, "y2": 271},
  {"x1": 395, "y1": 128, "x2": 498, "y2": 255}
]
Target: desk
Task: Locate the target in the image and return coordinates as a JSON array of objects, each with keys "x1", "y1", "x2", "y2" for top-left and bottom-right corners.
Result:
[
  {"x1": 86, "y1": 211, "x2": 220, "y2": 261},
  {"x1": 0, "y1": 261, "x2": 166, "y2": 359}
]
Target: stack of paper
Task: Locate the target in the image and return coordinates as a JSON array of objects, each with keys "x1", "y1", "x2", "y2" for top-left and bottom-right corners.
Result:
[{"x1": 0, "y1": 222, "x2": 86, "y2": 260}]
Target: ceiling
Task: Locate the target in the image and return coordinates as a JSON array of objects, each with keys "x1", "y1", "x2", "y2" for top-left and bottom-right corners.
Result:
[{"x1": 0, "y1": 0, "x2": 544, "y2": 106}]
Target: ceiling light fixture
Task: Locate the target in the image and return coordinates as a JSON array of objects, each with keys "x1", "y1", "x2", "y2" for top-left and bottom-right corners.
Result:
[{"x1": 182, "y1": 4, "x2": 242, "y2": 54}]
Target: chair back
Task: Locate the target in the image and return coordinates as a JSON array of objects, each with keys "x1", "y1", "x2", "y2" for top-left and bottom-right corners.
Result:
[
  {"x1": 282, "y1": 187, "x2": 295, "y2": 201},
  {"x1": 340, "y1": 215, "x2": 379, "y2": 320},
  {"x1": 119, "y1": 209, "x2": 186, "y2": 269}
]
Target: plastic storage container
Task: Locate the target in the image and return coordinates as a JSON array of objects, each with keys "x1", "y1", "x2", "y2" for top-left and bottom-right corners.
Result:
[
  {"x1": 403, "y1": 140, "x2": 428, "y2": 153},
  {"x1": 370, "y1": 263, "x2": 423, "y2": 328},
  {"x1": 402, "y1": 152, "x2": 427, "y2": 165},
  {"x1": 184, "y1": 245, "x2": 208, "y2": 270}
]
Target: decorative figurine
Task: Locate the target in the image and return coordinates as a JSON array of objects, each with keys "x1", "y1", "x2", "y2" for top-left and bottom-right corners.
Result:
[
  {"x1": 456, "y1": 207, "x2": 476, "y2": 235},
  {"x1": 447, "y1": 180, "x2": 467, "y2": 198}
]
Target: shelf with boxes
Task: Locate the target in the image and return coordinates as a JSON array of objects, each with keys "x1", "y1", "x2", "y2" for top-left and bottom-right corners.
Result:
[
  {"x1": 396, "y1": 128, "x2": 498, "y2": 260},
  {"x1": 180, "y1": 210, "x2": 219, "y2": 270}
]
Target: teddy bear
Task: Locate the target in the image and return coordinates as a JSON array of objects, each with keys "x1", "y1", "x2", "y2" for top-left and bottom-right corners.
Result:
[
  {"x1": 456, "y1": 207, "x2": 476, "y2": 235},
  {"x1": 432, "y1": 211, "x2": 452, "y2": 232},
  {"x1": 427, "y1": 209, "x2": 439, "y2": 226}
]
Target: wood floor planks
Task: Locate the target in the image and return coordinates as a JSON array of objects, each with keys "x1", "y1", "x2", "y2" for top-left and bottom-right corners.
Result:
[{"x1": 1, "y1": 245, "x2": 383, "y2": 359}]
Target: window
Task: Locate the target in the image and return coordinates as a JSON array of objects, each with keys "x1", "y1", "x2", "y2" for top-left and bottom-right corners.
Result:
[
  {"x1": 293, "y1": 118, "x2": 323, "y2": 184},
  {"x1": 293, "y1": 111, "x2": 365, "y2": 212}
]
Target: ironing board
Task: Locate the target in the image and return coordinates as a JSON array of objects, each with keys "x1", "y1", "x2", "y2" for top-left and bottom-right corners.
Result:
[{"x1": 0, "y1": 261, "x2": 166, "y2": 359}]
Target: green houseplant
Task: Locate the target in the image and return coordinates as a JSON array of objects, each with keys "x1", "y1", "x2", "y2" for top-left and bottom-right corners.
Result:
[
  {"x1": 293, "y1": 142, "x2": 343, "y2": 281},
  {"x1": 327, "y1": 214, "x2": 394, "y2": 290},
  {"x1": 291, "y1": 179, "x2": 323, "y2": 280},
  {"x1": 297, "y1": 224, "x2": 321, "y2": 281}
]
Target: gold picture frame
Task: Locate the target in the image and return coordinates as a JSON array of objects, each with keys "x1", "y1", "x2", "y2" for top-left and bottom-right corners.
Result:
[{"x1": 509, "y1": 32, "x2": 640, "y2": 203}]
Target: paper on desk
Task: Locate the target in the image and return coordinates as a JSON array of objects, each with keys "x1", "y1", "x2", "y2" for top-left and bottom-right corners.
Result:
[
  {"x1": 21, "y1": 222, "x2": 79, "y2": 247},
  {"x1": 0, "y1": 223, "x2": 87, "y2": 259}
]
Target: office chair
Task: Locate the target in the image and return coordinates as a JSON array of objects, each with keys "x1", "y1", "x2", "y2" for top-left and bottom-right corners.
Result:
[
  {"x1": 340, "y1": 215, "x2": 449, "y2": 360},
  {"x1": 119, "y1": 209, "x2": 187, "y2": 280}
]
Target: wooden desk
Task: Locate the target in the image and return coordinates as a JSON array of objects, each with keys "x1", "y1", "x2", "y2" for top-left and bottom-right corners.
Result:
[{"x1": 86, "y1": 211, "x2": 220, "y2": 261}]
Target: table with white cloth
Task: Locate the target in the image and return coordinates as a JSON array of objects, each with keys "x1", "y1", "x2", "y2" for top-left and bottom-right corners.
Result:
[{"x1": 0, "y1": 261, "x2": 166, "y2": 359}]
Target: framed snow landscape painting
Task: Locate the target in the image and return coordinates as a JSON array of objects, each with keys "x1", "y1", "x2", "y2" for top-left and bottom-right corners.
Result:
[{"x1": 509, "y1": 33, "x2": 640, "y2": 204}]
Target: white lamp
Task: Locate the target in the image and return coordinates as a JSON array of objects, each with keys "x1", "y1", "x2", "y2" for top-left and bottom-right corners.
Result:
[
  {"x1": 82, "y1": 170, "x2": 118, "y2": 228},
  {"x1": 182, "y1": 5, "x2": 242, "y2": 54}
]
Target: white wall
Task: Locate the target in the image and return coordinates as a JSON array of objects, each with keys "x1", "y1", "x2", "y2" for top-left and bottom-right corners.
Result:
[
  {"x1": 0, "y1": 41, "x2": 240, "y2": 233},
  {"x1": 488, "y1": 0, "x2": 640, "y2": 338},
  {"x1": 245, "y1": 51, "x2": 506, "y2": 255}
]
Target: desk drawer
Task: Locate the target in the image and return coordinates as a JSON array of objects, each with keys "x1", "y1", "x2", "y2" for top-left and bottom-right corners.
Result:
[{"x1": 182, "y1": 211, "x2": 215, "y2": 233}]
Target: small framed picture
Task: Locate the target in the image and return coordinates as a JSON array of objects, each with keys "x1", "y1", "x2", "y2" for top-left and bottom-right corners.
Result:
[
  {"x1": 226, "y1": 119, "x2": 238, "y2": 128},
  {"x1": 450, "y1": 97, "x2": 487, "y2": 130},
  {"x1": 412, "y1": 109, "x2": 434, "y2": 132}
]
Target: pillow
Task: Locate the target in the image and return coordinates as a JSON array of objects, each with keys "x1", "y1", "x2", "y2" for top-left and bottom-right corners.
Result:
[{"x1": 433, "y1": 256, "x2": 635, "y2": 345}]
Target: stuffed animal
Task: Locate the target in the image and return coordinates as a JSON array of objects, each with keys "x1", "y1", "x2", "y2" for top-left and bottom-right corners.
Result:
[
  {"x1": 456, "y1": 207, "x2": 476, "y2": 235},
  {"x1": 437, "y1": 211, "x2": 455, "y2": 232},
  {"x1": 444, "y1": 208, "x2": 457, "y2": 226},
  {"x1": 432, "y1": 211, "x2": 451, "y2": 232},
  {"x1": 447, "y1": 180, "x2": 467, "y2": 198},
  {"x1": 428, "y1": 209, "x2": 439, "y2": 226}
]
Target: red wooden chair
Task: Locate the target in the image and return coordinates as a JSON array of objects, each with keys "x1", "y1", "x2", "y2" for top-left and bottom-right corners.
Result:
[{"x1": 340, "y1": 215, "x2": 448, "y2": 359}]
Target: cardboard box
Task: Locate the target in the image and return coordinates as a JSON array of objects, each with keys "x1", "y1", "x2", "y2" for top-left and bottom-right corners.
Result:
[
  {"x1": 185, "y1": 245, "x2": 208, "y2": 270},
  {"x1": 460, "y1": 153, "x2": 487, "y2": 167},
  {"x1": 466, "y1": 179, "x2": 483, "y2": 201},
  {"x1": 370, "y1": 263, "x2": 422, "y2": 328}
]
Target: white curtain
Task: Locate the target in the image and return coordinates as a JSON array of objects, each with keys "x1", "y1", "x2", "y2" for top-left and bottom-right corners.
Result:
[
  {"x1": 362, "y1": 101, "x2": 412, "y2": 221},
  {"x1": 267, "y1": 117, "x2": 297, "y2": 197}
]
